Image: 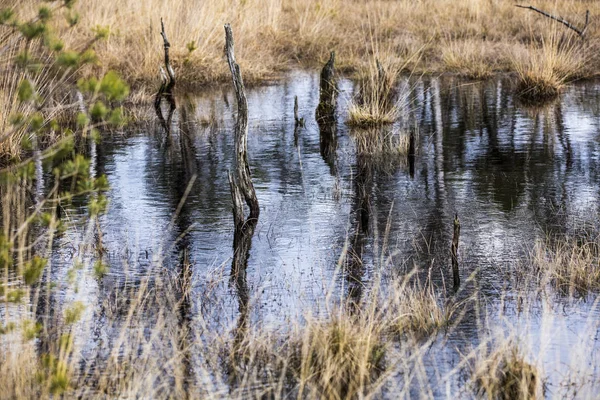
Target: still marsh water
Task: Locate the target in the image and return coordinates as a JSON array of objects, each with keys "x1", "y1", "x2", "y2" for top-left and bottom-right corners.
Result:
[{"x1": 17, "y1": 71, "x2": 600, "y2": 397}]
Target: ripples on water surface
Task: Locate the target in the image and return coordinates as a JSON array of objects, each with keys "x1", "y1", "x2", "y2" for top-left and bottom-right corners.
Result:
[{"x1": 23, "y1": 72, "x2": 600, "y2": 396}]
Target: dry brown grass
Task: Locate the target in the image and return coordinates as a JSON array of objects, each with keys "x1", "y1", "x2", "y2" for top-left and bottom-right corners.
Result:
[
  {"x1": 0, "y1": 46, "x2": 69, "y2": 161},
  {"x1": 225, "y1": 310, "x2": 387, "y2": 399},
  {"x1": 2, "y1": 0, "x2": 598, "y2": 160},
  {"x1": 533, "y1": 235, "x2": 600, "y2": 296},
  {"x1": 10, "y1": 0, "x2": 600, "y2": 89},
  {"x1": 388, "y1": 271, "x2": 457, "y2": 339},
  {"x1": 441, "y1": 39, "x2": 496, "y2": 80},
  {"x1": 471, "y1": 343, "x2": 539, "y2": 400},
  {"x1": 346, "y1": 58, "x2": 402, "y2": 126},
  {"x1": 512, "y1": 33, "x2": 589, "y2": 102}
]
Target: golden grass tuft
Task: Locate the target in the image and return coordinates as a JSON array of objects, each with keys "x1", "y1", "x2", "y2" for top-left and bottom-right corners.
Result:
[
  {"x1": 442, "y1": 39, "x2": 495, "y2": 80},
  {"x1": 388, "y1": 271, "x2": 457, "y2": 339},
  {"x1": 472, "y1": 344, "x2": 539, "y2": 400},
  {"x1": 293, "y1": 313, "x2": 386, "y2": 399},
  {"x1": 347, "y1": 59, "x2": 401, "y2": 127},
  {"x1": 512, "y1": 34, "x2": 588, "y2": 103},
  {"x1": 533, "y1": 236, "x2": 600, "y2": 296}
]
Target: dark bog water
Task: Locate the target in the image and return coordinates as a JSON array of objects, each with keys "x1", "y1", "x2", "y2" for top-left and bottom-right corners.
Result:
[{"x1": 28, "y1": 71, "x2": 600, "y2": 396}]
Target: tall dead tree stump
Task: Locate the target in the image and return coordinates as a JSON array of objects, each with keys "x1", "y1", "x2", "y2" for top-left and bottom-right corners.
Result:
[{"x1": 224, "y1": 23, "x2": 260, "y2": 224}]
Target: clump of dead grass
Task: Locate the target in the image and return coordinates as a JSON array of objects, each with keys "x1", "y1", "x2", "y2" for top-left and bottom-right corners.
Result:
[
  {"x1": 347, "y1": 59, "x2": 401, "y2": 127},
  {"x1": 442, "y1": 39, "x2": 495, "y2": 80},
  {"x1": 388, "y1": 270, "x2": 458, "y2": 339},
  {"x1": 296, "y1": 313, "x2": 387, "y2": 399},
  {"x1": 225, "y1": 309, "x2": 387, "y2": 399},
  {"x1": 533, "y1": 235, "x2": 600, "y2": 296},
  {"x1": 512, "y1": 34, "x2": 588, "y2": 103},
  {"x1": 472, "y1": 343, "x2": 539, "y2": 400}
]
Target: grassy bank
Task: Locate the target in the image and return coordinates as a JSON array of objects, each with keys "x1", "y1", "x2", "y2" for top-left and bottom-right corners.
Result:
[{"x1": 9, "y1": 0, "x2": 600, "y2": 89}]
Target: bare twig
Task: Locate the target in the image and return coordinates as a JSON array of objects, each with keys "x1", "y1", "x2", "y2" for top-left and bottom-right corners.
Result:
[
  {"x1": 515, "y1": 5, "x2": 590, "y2": 39},
  {"x1": 451, "y1": 214, "x2": 461, "y2": 291}
]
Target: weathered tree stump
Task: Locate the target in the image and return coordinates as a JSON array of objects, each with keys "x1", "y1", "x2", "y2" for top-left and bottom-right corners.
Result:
[
  {"x1": 315, "y1": 51, "x2": 338, "y2": 172},
  {"x1": 223, "y1": 28, "x2": 259, "y2": 355},
  {"x1": 225, "y1": 23, "x2": 260, "y2": 222},
  {"x1": 316, "y1": 51, "x2": 337, "y2": 121},
  {"x1": 160, "y1": 18, "x2": 176, "y2": 88}
]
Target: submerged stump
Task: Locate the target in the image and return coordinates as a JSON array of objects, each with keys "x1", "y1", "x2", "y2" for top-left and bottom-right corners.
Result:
[
  {"x1": 316, "y1": 51, "x2": 337, "y2": 122},
  {"x1": 316, "y1": 51, "x2": 338, "y2": 172},
  {"x1": 223, "y1": 25, "x2": 260, "y2": 372}
]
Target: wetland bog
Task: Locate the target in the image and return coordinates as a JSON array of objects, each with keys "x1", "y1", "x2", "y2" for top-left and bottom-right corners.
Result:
[
  {"x1": 3, "y1": 0, "x2": 600, "y2": 398},
  {"x1": 3, "y1": 71, "x2": 600, "y2": 398}
]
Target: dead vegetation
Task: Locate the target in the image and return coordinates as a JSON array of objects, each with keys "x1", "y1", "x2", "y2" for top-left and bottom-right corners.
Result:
[
  {"x1": 512, "y1": 33, "x2": 588, "y2": 102},
  {"x1": 8, "y1": 0, "x2": 600, "y2": 89},
  {"x1": 3, "y1": 152, "x2": 600, "y2": 398},
  {"x1": 347, "y1": 59, "x2": 401, "y2": 127},
  {"x1": 471, "y1": 343, "x2": 539, "y2": 400},
  {"x1": 533, "y1": 234, "x2": 600, "y2": 296}
]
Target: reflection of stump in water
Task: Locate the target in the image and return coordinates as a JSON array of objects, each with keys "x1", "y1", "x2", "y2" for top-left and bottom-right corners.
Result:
[
  {"x1": 316, "y1": 51, "x2": 338, "y2": 173},
  {"x1": 170, "y1": 110, "x2": 197, "y2": 395},
  {"x1": 154, "y1": 18, "x2": 176, "y2": 136},
  {"x1": 346, "y1": 153, "x2": 373, "y2": 312},
  {"x1": 179, "y1": 102, "x2": 199, "y2": 177},
  {"x1": 227, "y1": 172, "x2": 257, "y2": 385},
  {"x1": 229, "y1": 217, "x2": 255, "y2": 362},
  {"x1": 408, "y1": 130, "x2": 416, "y2": 178},
  {"x1": 293, "y1": 96, "x2": 305, "y2": 147},
  {"x1": 154, "y1": 89, "x2": 176, "y2": 136},
  {"x1": 318, "y1": 112, "x2": 337, "y2": 174}
]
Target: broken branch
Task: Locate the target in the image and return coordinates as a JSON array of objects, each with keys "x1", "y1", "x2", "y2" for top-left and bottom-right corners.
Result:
[{"x1": 515, "y1": 5, "x2": 590, "y2": 39}]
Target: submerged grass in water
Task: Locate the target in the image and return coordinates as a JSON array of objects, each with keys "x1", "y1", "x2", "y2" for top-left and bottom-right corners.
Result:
[{"x1": 471, "y1": 344, "x2": 539, "y2": 400}]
